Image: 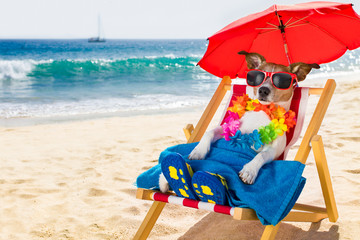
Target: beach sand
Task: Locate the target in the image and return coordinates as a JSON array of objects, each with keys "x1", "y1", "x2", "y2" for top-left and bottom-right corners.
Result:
[{"x1": 1, "y1": 79, "x2": 360, "y2": 240}]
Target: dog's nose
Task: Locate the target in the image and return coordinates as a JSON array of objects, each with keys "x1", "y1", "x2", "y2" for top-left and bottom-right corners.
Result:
[{"x1": 259, "y1": 86, "x2": 270, "y2": 97}]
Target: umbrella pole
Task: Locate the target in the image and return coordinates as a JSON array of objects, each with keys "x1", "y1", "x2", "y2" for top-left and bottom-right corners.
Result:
[
  {"x1": 276, "y1": 11, "x2": 292, "y2": 65},
  {"x1": 282, "y1": 33, "x2": 292, "y2": 65}
]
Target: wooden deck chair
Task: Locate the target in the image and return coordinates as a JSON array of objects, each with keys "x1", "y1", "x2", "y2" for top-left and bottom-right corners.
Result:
[{"x1": 134, "y1": 77, "x2": 338, "y2": 240}]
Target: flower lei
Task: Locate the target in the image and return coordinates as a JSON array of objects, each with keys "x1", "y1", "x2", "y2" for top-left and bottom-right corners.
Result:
[{"x1": 221, "y1": 94, "x2": 297, "y2": 149}]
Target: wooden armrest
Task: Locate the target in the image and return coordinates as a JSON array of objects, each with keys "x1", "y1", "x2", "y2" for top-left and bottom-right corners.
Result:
[
  {"x1": 183, "y1": 124, "x2": 194, "y2": 141},
  {"x1": 309, "y1": 88, "x2": 323, "y2": 95}
]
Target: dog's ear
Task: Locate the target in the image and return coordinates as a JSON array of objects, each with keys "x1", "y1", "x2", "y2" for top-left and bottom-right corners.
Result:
[
  {"x1": 238, "y1": 51, "x2": 266, "y2": 69},
  {"x1": 289, "y1": 62, "x2": 320, "y2": 82}
]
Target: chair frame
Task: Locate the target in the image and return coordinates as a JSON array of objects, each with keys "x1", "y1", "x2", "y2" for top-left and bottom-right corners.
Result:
[{"x1": 133, "y1": 77, "x2": 338, "y2": 240}]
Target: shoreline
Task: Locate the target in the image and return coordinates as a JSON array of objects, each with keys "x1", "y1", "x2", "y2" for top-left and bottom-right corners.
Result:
[
  {"x1": 0, "y1": 105, "x2": 207, "y2": 128},
  {"x1": 1, "y1": 74, "x2": 359, "y2": 128}
]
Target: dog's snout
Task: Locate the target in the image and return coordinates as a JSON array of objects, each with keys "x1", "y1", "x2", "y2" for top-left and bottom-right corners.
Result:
[{"x1": 259, "y1": 86, "x2": 270, "y2": 97}]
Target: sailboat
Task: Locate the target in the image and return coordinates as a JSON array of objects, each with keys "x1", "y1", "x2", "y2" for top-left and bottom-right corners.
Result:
[{"x1": 88, "y1": 15, "x2": 106, "y2": 43}]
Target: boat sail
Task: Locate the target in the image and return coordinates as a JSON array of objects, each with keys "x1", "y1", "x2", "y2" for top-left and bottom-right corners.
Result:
[{"x1": 88, "y1": 15, "x2": 105, "y2": 43}]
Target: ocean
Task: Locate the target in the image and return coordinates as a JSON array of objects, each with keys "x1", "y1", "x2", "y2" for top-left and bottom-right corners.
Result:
[{"x1": 1, "y1": 39, "x2": 360, "y2": 124}]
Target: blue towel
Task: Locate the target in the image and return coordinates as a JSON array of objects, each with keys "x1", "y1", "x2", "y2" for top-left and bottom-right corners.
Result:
[{"x1": 136, "y1": 139, "x2": 306, "y2": 225}]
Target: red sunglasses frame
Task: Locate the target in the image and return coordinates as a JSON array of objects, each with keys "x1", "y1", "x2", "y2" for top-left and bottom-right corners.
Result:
[{"x1": 246, "y1": 69, "x2": 298, "y2": 90}]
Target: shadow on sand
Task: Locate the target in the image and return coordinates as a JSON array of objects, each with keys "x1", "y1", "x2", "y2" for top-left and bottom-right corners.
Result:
[{"x1": 179, "y1": 213, "x2": 339, "y2": 240}]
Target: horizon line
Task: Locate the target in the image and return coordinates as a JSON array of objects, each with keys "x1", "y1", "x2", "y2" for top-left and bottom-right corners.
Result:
[{"x1": 0, "y1": 37, "x2": 207, "y2": 40}]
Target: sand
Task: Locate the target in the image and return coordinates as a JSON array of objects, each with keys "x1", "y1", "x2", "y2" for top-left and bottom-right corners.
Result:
[{"x1": 1, "y1": 79, "x2": 360, "y2": 240}]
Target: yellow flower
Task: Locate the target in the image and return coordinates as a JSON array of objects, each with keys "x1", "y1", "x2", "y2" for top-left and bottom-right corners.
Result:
[
  {"x1": 271, "y1": 118, "x2": 287, "y2": 136},
  {"x1": 246, "y1": 99, "x2": 259, "y2": 111}
]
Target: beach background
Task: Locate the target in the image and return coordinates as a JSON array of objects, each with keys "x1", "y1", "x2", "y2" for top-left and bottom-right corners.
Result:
[{"x1": 1, "y1": 38, "x2": 360, "y2": 240}]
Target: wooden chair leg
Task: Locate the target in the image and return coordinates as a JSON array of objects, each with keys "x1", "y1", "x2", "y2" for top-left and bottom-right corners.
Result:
[
  {"x1": 261, "y1": 223, "x2": 280, "y2": 240},
  {"x1": 311, "y1": 135, "x2": 339, "y2": 222},
  {"x1": 133, "y1": 201, "x2": 166, "y2": 240}
]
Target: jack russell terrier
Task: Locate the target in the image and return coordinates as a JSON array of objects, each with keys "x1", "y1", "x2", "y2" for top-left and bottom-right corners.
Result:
[{"x1": 159, "y1": 51, "x2": 319, "y2": 192}]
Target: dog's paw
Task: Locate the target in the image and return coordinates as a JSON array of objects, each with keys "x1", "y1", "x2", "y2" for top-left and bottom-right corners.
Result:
[
  {"x1": 239, "y1": 164, "x2": 258, "y2": 185},
  {"x1": 188, "y1": 145, "x2": 209, "y2": 160},
  {"x1": 159, "y1": 173, "x2": 169, "y2": 193}
]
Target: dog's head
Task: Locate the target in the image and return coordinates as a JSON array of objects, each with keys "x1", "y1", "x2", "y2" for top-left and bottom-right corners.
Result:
[{"x1": 238, "y1": 51, "x2": 320, "y2": 104}]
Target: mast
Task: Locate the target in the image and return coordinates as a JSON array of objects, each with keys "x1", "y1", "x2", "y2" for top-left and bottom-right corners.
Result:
[
  {"x1": 98, "y1": 14, "x2": 101, "y2": 39},
  {"x1": 88, "y1": 13, "x2": 105, "y2": 42}
]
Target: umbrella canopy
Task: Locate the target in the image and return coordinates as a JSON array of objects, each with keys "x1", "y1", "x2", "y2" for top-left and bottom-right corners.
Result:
[{"x1": 198, "y1": 1, "x2": 360, "y2": 79}]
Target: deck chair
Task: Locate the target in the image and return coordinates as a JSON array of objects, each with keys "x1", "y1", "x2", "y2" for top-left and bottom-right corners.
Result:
[{"x1": 134, "y1": 77, "x2": 338, "y2": 240}]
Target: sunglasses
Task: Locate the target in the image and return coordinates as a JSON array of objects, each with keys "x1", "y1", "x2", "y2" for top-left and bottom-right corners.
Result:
[{"x1": 246, "y1": 69, "x2": 298, "y2": 90}]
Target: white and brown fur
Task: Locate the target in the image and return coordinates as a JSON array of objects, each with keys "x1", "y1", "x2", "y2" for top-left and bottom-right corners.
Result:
[{"x1": 159, "y1": 51, "x2": 319, "y2": 192}]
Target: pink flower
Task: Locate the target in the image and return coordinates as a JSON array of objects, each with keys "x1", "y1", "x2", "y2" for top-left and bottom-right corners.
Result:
[
  {"x1": 224, "y1": 111, "x2": 240, "y2": 122},
  {"x1": 222, "y1": 111, "x2": 241, "y2": 141}
]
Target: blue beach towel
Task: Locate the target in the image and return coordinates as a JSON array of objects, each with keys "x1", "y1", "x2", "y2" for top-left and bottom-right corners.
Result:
[{"x1": 137, "y1": 139, "x2": 306, "y2": 225}]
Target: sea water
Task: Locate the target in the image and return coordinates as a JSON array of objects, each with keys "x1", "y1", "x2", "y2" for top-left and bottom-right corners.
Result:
[{"x1": 0, "y1": 39, "x2": 359, "y2": 124}]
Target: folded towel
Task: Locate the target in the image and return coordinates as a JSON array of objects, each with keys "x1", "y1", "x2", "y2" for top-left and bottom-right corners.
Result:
[{"x1": 136, "y1": 139, "x2": 306, "y2": 225}]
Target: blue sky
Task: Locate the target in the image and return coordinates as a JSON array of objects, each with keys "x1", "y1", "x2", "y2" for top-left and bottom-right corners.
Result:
[{"x1": 0, "y1": 0, "x2": 358, "y2": 39}]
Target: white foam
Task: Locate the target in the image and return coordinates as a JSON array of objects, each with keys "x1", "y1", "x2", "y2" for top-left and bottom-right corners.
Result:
[
  {"x1": 0, "y1": 94, "x2": 208, "y2": 119},
  {"x1": 0, "y1": 59, "x2": 56, "y2": 80},
  {"x1": 164, "y1": 54, "x2": 177, "y2": 59},
  {"x1": 0, "y1": 60, "x2": 34, "y2": 80}
]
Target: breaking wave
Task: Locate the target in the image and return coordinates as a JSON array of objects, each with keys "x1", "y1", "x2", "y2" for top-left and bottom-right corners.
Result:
[{"x1": 0, "y1": 56, "x2": 202, "y2": 81}]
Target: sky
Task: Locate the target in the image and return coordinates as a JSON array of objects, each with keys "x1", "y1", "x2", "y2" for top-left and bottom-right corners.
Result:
[{"x1": 0, "y1": 0, "x2": 358, "y2": 39}]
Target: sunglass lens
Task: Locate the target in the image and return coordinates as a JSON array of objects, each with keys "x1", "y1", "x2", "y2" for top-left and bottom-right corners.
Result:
[
  {"x1": 272, "y1": 73, "x2": 293, "y2": 89},
  {"x1": 247, "y1": 71, "x2": 265, "y2": 87}
]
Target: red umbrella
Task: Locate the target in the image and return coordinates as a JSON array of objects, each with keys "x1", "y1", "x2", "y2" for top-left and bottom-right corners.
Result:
[{"x1": 198, "y1": 1, "x2": 360, "y2": 79}]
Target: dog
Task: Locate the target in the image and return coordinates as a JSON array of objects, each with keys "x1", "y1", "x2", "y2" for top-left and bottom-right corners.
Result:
[{"x1": 159, "y1": 51, "x2": 319, "y2": 192}]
